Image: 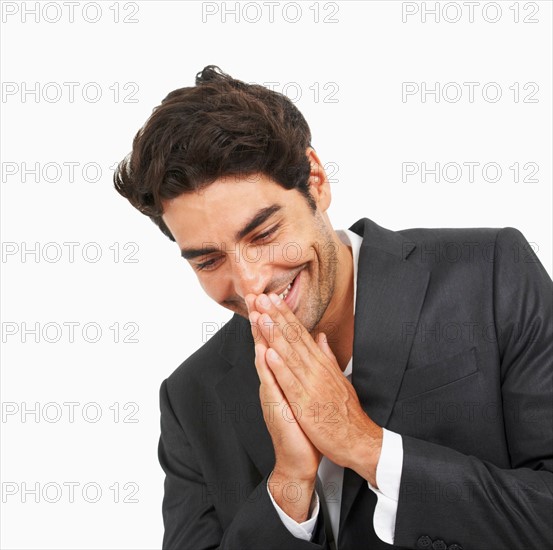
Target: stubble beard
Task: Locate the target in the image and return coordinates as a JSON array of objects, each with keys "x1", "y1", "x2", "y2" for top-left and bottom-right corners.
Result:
[{"x1": 299, "y1": 218, "x2": 339, "y2": 337}]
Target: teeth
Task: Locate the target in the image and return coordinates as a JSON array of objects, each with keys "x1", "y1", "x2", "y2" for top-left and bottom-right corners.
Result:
[{"x1": 278, "y1": 282, "x2": 292, "y2": 301}]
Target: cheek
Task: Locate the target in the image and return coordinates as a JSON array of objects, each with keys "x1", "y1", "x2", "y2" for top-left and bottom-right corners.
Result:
[
  {"x1": 198, "y1": 276, "x2": 232, "y2": 303},
  {"x1": 271, "y1": 241, "x2": 314, "y2": 265}
]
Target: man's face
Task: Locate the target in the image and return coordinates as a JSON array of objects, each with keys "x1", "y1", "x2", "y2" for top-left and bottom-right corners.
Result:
[{"x1": 161, "y1": 173, "x2": 340, "y2": 334}]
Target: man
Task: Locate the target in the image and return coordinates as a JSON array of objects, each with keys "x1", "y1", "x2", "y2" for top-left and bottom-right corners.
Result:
[{"x1": 114, "y1": 66, "x2": 553, "y2": 550}]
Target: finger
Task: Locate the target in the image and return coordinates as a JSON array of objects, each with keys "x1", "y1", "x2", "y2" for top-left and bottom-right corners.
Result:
[
  {"x1": 316, "y1": 332, "x2": 342, "y2": 373},
  {"x1": 249, "y1": 310, "x2": 269, "y2": 346},
  {"x1": 264, "y1": 346, "x2": 303, "y2": 402},
  {"x1": 317, "y1": 332, "x2": 335, "y2": 361},
  {"x1": 254, "y1": 294, "x2": 311, "y2": 360},
  {"x1": 269, "y1": 292, "x2": 329, "y2": 359},
  {"x1": 255, "y1": 293, "x2": 330, "y2": 371},
  {"x1": 253, "y1": 342, "x2": 271, "y2": 384},
  {"x1": 254, "y1": 343, "x2": 288, "y2": 407},
  {"x1": 245, "y1": 293, "x2": 257, "y2": 314},
  {"x1": 257, "y1": 311, "x2": 309, "y2": 378}
]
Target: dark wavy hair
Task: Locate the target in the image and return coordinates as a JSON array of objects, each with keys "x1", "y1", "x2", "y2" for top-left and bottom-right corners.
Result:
[{"x1": 113, "y1": 65, "x2": 315, "y2": 241}]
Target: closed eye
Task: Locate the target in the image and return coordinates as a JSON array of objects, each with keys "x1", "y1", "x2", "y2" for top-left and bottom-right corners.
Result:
[
  {"x1": 195, "y1": 257, "x2": 222, "y2": 271},
  {"x1": 253, "y1": 224, "x2": 280, "y2": 242},
  {"x1": 194, "y1": 224, "x2": 281, "y2": 271}
]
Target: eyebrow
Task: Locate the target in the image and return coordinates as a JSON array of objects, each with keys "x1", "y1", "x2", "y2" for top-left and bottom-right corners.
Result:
[{"x1": 180, "y1": 204, "x2": 282, "y2": 260}]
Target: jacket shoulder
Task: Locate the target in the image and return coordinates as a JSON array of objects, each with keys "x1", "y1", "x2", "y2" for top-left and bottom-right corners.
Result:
[
  {"x1": 396, "y1": 225, "x2": 504, "y2": 268},
  {"x1": 397, "y1": 225, "x2": 502, "y2": 243}
]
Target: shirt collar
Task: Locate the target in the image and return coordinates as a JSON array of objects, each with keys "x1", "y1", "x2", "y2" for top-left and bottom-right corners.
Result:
[{"x1": 334, "y1": 229, "x2": 363, "y2": 379}]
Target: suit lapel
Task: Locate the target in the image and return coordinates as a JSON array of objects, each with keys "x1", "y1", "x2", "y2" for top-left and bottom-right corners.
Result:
[
  {"x1": 216, "y1": 315, "x2": 275, "y2": 477},
  {"x1": 339, "y1": 218, "x2": 430, "y2": 533}
]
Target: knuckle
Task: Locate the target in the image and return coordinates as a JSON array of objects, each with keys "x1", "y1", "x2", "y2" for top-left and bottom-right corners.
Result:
[
  {"x1": 282, "y1": 321, "x2": 303, "y2": 343},
  {"x1": 286, "y1": 378, "x2": 302, "y2": 396},
  {"x1": 285, "y1": 348, "x2": 301, "y2": 366}
]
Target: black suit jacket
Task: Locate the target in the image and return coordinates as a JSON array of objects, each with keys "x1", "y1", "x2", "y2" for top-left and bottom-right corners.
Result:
[{"x1": 158, "y1": 217, "x2": 553, "y2": 550}]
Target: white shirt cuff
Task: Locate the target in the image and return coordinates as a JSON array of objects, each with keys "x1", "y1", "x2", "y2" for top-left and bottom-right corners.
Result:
[
  {"x1": 266, "y1": 474, "x2": 320, "y2": 540},
  {"x1": 367, "y1": 428, "x2": 403, "y2": 544}
]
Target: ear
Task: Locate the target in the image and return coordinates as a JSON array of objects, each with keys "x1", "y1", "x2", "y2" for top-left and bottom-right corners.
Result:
[{"x1": 305, "y1": 147, "x2": 331, "y2": 212}]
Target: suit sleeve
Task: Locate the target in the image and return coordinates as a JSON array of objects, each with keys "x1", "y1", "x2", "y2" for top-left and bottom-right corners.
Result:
[
  {"x1": 393, "y1": 227, "x2": 553, "y2": 549},
  {"x1": 158, "y1": 379, "x2": 330, "y2": 550}
]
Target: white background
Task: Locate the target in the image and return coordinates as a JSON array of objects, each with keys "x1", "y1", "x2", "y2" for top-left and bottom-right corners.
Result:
[{"x1": 1, "y1": 1, "x2": 551, "y2": 548}]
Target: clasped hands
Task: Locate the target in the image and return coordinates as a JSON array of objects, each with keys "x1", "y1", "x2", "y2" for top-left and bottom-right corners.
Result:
[{"x1": 246, "y1": 291, "x2": 383, "y2": 492}]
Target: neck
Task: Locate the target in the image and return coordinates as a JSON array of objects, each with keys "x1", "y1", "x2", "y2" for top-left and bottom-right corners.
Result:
[{"x1": 314, "y1": 231, "x2": 355, "y2": 371}]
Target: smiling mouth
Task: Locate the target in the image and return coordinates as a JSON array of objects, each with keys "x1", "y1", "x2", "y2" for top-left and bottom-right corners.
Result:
[
  {"x1": 274, "y1": 268, "x2": 301, "y2": 299},
  {"x1": 234, "y1": 267, "x2": 305, "y2": 312},
  {"x1": 273, "y1": 266, "x2": 305, "y2": 308},
  {"x1": 278, "y1": 281, "x2": 293, "y2": 301}
]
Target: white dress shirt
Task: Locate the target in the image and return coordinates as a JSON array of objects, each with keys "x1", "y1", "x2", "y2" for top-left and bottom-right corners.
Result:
[{"x1": 267, "y1": 229, "x2": 404, "y2": 546}]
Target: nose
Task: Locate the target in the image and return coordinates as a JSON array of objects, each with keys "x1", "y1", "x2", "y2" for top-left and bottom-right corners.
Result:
[{"x1": 230, "y1": 255, "x2": 272, "y2": 299}]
